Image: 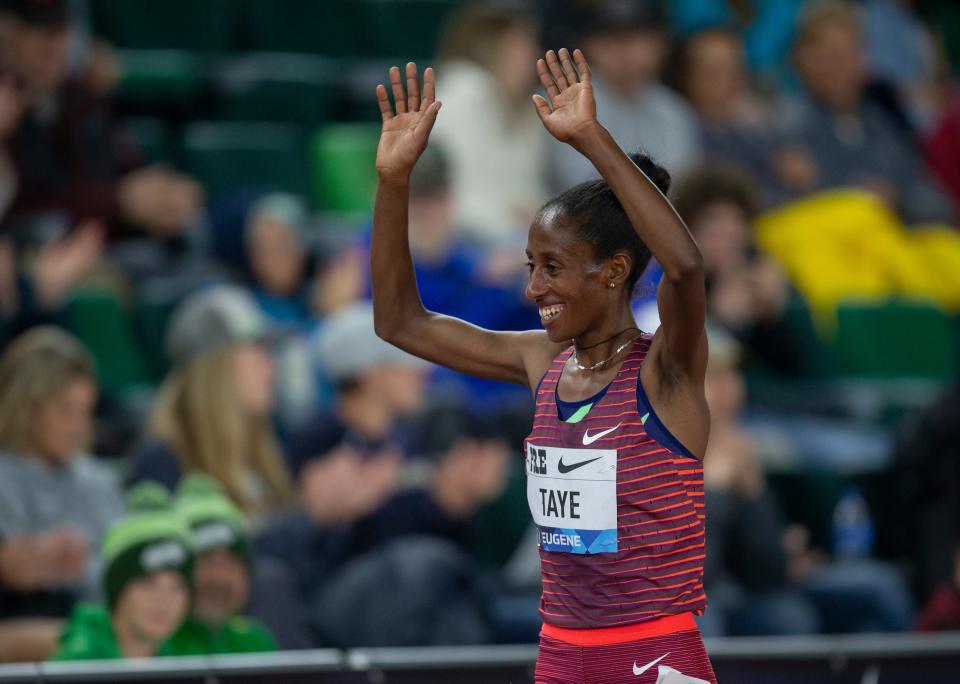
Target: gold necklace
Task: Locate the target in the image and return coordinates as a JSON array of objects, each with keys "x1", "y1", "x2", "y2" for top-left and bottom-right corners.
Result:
[{"x1": 571, "y1": 334, "x2": 641, "y2": 372}]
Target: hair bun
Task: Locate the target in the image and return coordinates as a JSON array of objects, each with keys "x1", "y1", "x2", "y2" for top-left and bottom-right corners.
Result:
[{"x1": 628, "y1": 151, "x2": 671, "y2": 195}]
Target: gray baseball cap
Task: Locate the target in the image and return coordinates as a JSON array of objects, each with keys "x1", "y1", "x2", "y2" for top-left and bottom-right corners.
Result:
[
  {"x1": 166, "y1": 285, "x2": 277, "y2": 364},
  {"x1": 316, "y1": 302, "x2": 429, "y2": 382}
]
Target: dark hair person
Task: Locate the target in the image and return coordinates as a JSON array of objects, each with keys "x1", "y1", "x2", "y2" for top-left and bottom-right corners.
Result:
[{"x1": 371, "y1": 48, "x2": 714, "y2": 683}]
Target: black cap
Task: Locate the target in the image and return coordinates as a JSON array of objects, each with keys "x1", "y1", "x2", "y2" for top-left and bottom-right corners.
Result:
[
  {"x1": 411, "y1": 404, "x2": 503, "y2": 459},
  {"x1": 3, "y1": 0, "x2": 71, "y2": 26},
  {"x1": 580, "y1": 0, "x2": 666, "y2": 36}
]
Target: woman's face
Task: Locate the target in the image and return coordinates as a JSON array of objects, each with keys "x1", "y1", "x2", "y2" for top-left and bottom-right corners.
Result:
[
  {"x1": 231, "y1": 343, "x2": 276, "y2": 417},
  {"x1": 690, "y1": 201, "x2": 751, "y2": 275},
  {"x1": 525, "y1": 211, "x2": 613, "y2": 343},
  {"x1": 494, "y1": 23, "x2": 540, "y2": 101},
  {"x1": 30, "y1": 376, "x2": 97, "y2": 463},
  {"x1": 115, "y1": 570, "x2": 190, "y2": 649}
]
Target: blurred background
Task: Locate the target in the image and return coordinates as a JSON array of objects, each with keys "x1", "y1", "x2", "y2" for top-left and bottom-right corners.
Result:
[{"x1": 1, "y1": 0, "x2": 960, "y2": 679}]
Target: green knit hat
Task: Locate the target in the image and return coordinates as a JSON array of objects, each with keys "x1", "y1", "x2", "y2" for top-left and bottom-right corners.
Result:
[
  {"x1": 102, "y1": 482, "x2": 194, "y2": 609},
  {"x1": 175, "y1": 474, "x2": 250, "y2": 560}
]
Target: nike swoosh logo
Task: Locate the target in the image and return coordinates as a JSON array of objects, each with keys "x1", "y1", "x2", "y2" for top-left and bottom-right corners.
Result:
[
  {"x1": 633, "y1": 652, "x2": 670, "y2": 676},
  {"x1": 582, "y1": 423, "x2": 622, "y2": 445},
  {"x1": 557, "y1": 456, "x2": 603, "y2": 474}
]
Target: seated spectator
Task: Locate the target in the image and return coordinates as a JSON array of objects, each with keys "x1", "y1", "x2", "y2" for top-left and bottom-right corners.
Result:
[
  {"x1": 128, "y1": 285, "x2": 293, "y2": 520},
  {"x1": 243, "y1": 193, "x2": 325, "y2": 430},
  {"x1": 785, "y1": 0, "x2": 955, "y2": 225},
  {"x1": 550, "y1": 0, "x2": 701, "y2": 189},
  {"x1": 165, "y1": 474, "x2": 276, "y2": 655},
  {"x1": 699, "y1": 327, "x2": 819, "y2": 636},
  {"x1": 916, "y1": 545, "x2": 960, "y2": 632},
  {"x1": 0, "y1": 327, "x2": 123, "y2": 661},
  {"x1": 432, "y1": 2, "x2": 546, "y2": 247},
  {"x1": 51, "y1": 483, "x2": 192, "y2": 660},
  {"x1": 673, "y1": 167, "x2": 814, "y2": 376},
  {"x1": 0, "y1": 0, "x2": 203, "y2": 239},
  {"x1": 675, "y1": 27, "x2": 817, "y2": 206},
  {"x1": 925, "y1": 97, "x2": 960, "y2": 219}
]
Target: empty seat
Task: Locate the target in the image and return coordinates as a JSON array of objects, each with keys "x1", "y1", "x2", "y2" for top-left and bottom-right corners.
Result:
[
  {"x1": 309, "y1": 124, "x2": 380, "y2": 214},
  {"x1": 87, "y1": 0, "x2": 236, "y2": 52}
]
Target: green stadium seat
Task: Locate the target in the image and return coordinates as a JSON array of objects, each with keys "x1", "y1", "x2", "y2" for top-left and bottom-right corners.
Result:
[
  {"x1": 116, "y1": 50, "x2": 207, "y2": 104},
  {"x1": 123, "y1": 118, "x2": 175, "y2": 165},
  {"x1": 87, "y1": 0, "x2": 236, "y2": 52},
  {"x1": 309, "y1": 124, "x2": 380, "y2": 214},
  {"x1": 362, "y1": 0, "x2": 461, "y2": 58},
  {"x1": 65, "y1": 288, "x2": 150, "y2": 395},
  {"x1": 219, "y1": 54, "x2": 337, "y2": 125},
  {"x1": 240, "y1": 0, "x2": 362, "y2": 56},
  {"x1": 833, "y1": 301, "x2": 958, "y2": 379},
  {"x1": 182, "y1": 122, "x2": 310, "y2": 202}
]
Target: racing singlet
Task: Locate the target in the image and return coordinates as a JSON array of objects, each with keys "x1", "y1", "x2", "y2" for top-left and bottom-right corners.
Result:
[{"x1": 525, "y1": 335, "x2": 707, "y2": 629}]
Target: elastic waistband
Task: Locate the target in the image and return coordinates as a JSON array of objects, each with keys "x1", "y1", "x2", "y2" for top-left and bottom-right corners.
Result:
[{"x1": 540, "y1": 612, "x2": 697, "y2": 646}]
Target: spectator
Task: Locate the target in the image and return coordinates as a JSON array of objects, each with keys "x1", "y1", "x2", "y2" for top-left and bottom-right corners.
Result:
[
  {"x1": 699, "y1": 327, "x2": 819, "y2": 636},
  {"x1": 243, "y1": 193, "x2": 324, "y2": 430},
  {"x1": 128, "y1": 285, "x2": 293, "y2": 519},
  {"x1": 165, "y1": 474, "x2": 276, "y2": 655},
  {"x1": 50, "y1": 483, "x2": 192, "y2": 660},
  {"x1": 432, "y1": 2, "x2": 546, "y2": 246},
  {"x1": 549, "y1": 0, "x2": 701, "y2": 189},
  {"x1": 0, "y1": 327, "x2": 123, "y2": 660},
  {"x1": 916, "y1": 546, "x2": 960, "y2": 632},
  {"x1": 675, "y1": 27, "x2": 817, "y2": 206},
  {"x1": 673, "y1": 167, "x2": 814, "y2": 376},
  {"x1": 785, "y1": 0, "x2": 955, "y2": 225},
  {"x1": 0, "y1": 0, "x2": 203, "y2": 238}
]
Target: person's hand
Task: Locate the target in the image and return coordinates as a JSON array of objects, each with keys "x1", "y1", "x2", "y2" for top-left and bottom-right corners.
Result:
[
  {"x1": 0, "y1": 528, "x2": 89, "y2": 591},
  {"x1": 300, "y1": 446, "x2": 401, "y2": 525},
  {"x1": 431, "y1": 439, "x2": 509, "y2": 517},
  {"x1": 33, "y1": 220, "x2": 104, "y2": 308},
  {"x1": 532, "y1": 48, "x2": 599, "y2": 148},
  {"x1": 375, "y1": 63, "x2": 442, "y2": 182},
  {"x1": 118, "y1": 166, "x2": 204, "y2": 237}
]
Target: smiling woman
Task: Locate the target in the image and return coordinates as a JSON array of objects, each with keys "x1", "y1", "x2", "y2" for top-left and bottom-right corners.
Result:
[{"x1": 370, "y1": 47, "x2": 714, "y2": 684}]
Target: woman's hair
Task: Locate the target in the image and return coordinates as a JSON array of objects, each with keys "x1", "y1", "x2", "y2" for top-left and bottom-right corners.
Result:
[
  {"x1": 149, "y1": 346, "x2": 292, "y2": 515},
  {"x1": 0, "y1": 326, "x2": 96, "y2": 455},
  {"x1": 437, "y1": 3, "x2": 534, "y2": 72},
  {"x1": 539, "y1": 153, "x2": 670, "y2": 292},
  {"x1": 672, "y1": 165, "x2": 757, "y2": 230}
]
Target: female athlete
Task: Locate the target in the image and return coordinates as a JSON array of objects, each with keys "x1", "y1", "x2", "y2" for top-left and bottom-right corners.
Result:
[{"x1": 372, "y1": 48, "x2": 715, "y2": 684}]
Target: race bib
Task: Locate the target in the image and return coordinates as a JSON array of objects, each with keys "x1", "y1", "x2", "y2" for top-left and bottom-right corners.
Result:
[{"x1": 526, "y1": 442, "x2": 618, "y2": 554}]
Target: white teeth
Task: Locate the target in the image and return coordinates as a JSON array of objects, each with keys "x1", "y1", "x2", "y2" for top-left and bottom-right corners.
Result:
[{"x1": 539, "y1": 304, "x2": 564, "y2": 321}]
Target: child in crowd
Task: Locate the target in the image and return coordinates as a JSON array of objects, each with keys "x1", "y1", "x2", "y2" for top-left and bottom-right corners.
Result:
[
  {"x1": 51, "y1": 483, "x2": 192, "y2": 660},
  {"x1": 166, "y1": 474, "x2": 276, "y2": 655}
]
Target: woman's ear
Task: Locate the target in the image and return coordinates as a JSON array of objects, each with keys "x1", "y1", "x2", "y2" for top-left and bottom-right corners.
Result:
[{"x1": 606, "y1": 253, "x2": 632, "y2": 288}]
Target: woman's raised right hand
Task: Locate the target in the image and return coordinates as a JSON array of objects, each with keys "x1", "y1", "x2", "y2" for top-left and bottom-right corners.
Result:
[{"x1": 375, "y1": 62, "x2": 442, "y2": 181}]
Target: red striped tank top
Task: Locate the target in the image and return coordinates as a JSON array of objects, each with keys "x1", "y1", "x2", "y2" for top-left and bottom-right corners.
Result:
[{"x1": 525, "y1": 334, "x2": 707, "y2": 629}]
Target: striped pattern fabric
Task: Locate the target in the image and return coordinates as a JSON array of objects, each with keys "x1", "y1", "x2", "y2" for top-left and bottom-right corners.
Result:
[
  {"x1": 535, "y1": 630, "x2": 716, "y2": 683},
  {"x1": 528, "y1": 335, "x2": 707, "y2": 629}
]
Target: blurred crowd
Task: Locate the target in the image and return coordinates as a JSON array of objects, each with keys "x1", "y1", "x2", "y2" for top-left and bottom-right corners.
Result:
[{"x1": 2, "y1": 0, "x2": 960, "y2": 664}]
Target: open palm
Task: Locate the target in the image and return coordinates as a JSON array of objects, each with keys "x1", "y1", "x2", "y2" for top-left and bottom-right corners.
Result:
[
  {"x1": 376, "y1": 62, "x2": 442, "y2": 180},
  {"x1": 532, "y1": 48, "x2": 598, "y2": 145}
]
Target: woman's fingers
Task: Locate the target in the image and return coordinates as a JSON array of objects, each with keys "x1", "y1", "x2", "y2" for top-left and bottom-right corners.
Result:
[
  {"x1": 536, "y1": 58, "x2": 560, "y2": 104},
  {"x1": 545, "y1": 50, "x2": 569, "y2": 91},
  {"x1": 389, "y1": 66, "x2": 406, "y2": 114},
  {"x1": 558, "y1": 48, "x2": 579, "y2": 84},
  {"x1": 405, "y1": 62, "x2": 420, "y2": 112},
  {"x1": 421, "y1": 66, "x2": 436, "y2": 110},
  {"x1": 573, "y1": 48, "x2": 591, "y2": 83},
  {"x1": 531, "y1": 94, "x2": 551, "y2": 123},
  {"x1": 376, "y1": 83, "x2": 393, "y2": 121}
]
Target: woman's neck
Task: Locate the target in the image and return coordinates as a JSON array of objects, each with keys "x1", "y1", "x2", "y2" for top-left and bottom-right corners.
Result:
[{"x1": 572, "y1": 313, "x2": 641, "y2": 370}]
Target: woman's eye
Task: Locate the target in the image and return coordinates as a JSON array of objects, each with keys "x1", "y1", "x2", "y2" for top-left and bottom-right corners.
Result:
[
  {"x1": 545, "y1": 264, "x2": 559, "y2": 274},
  {"x1": 525, "y1": 261, "x2": 534, "y2": 271}
]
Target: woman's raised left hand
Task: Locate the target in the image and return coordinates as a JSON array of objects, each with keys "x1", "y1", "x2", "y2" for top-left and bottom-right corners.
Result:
[{"x1": 532, "y1": 48, "x2": 599, "y2": 148}]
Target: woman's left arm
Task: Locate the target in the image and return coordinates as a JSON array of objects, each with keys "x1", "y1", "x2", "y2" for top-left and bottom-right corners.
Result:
[{"x1": 533, "y1": 49, "x2": 706, "y2": 379}]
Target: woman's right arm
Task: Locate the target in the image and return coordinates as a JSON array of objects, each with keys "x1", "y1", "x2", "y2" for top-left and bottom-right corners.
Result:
[{"x1": 371, "y1": 63, "x2": 556, "y2": 387}]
